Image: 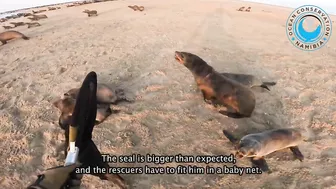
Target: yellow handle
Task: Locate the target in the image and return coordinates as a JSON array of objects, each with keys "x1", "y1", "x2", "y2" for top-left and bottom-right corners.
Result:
[{"x1": 69, "y1": 125, "x2": 77, "y2": 142}]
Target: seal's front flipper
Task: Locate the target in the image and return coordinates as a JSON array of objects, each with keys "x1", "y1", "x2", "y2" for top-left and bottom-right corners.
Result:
[
  {"x1": 201, "y1": 90, "x2": 213, "y2": 104},
  {"x1": 250, "y1": 157, "x2": 270, "y2": 173},
  {"x1": 260, "y1": 82, "x2": 276, "y2": 91},
  {"x1": 259, "y1": 85, "x2": 271, "y2": 91},
  {"x1": 289, "y1": 146, "x2": 304, "y2": 162},
  {"x1": 218, "y1": 110, "x2": 246, "y2": 119},
  {"x1": 222, "y1": 130, "x2": 239, "y2": 144},
  {"x1": 114, "y1": 88, "x2": 135, "y2": 104}
]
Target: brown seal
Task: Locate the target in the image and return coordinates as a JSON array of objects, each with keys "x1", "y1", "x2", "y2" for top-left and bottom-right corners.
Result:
[
  {"x1": 66, "y1": 4, "x2": 75, "y2": 7},
  {"x1": 0, "y1": 18, "x2": 8, "y2": 22},
  {"x1": 32, "y1": 10, "x2": 46, "y2": 14},
  {"x1": 223, "y1": 128, "x2": 306, "y2": 172},
  {"x1": 237, "y1": 6, "x2": 245, "y2": 11},
  {"x1": 128, "y1": 5, "x2": 139, "y2": 11},
  {"x1": 56, "y1": 7, "x2": 61, "y2": 9},
  {"x1": 245, "y1": 7, "x2": 251, "y2": 12},
  {"x1": 83, "y1": 9, "x2": 98, "y2": 17},
  {"x1": 0, "y1": 30, "x2": 29, "y2": 45},
  {"x1": 11, "y1": 14, "x2": 19, "y2": 19},
  {"x1": 17, "y1": 13, "x2": 25, "y2": 17},
  {"x1": 2, "y1": 26, "x2": 15, "y2": 30},
  {"x1": 174, "y1": 51, "x2": 256, "y2": 118},
  {"x1": 63, "y1": 83, "x2": 131, "y2": 104},
  {"x1": 48, "y1": 7, "x2": 57, "y2": 11},
  {"x1": 138, "y1": 6, "x2": 145, "y2": 11},
  {"x1": 220, "y1": 72, "x2": 276, "y2": 91},
  {"x1": 23, "y1": 13, "x2": 33, "y2": 17},
  {"x1": 27, "y1": 14, "x2": 48, "y2": 21},
  {"x1": 53, "y1": 97, "x2": 114, "y2": 127},
  {"x1": 9, "y1": 22, "x2": 25, "y2": 27},
  {"x1": 26, "y1": 22, "x2": 41, "y2": 28}
]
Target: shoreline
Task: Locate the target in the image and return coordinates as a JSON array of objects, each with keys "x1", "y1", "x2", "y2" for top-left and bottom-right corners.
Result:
[
  {"x1": 0, "y1": 1, "x2": 75, "y2": 17},
  {"x1": 239, "y1": 0, "x2": 336, "y2": 16},
  {"x1": 2, "y1": 0, "x2": 336, "y2": 17}
]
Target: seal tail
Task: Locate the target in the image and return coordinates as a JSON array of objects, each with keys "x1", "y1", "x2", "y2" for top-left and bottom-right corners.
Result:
[
  {"x1": 222, "y1": 130, "x2": 239, "y2": 144},
  {"x1": 22, "y1": 35, "x2": 29, "y2": 40},
  {"x1": 260, "y1": 82, "x2": 276, "y2": 91}
]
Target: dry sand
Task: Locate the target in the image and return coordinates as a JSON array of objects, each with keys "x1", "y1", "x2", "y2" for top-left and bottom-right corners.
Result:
[{"x1": 0, "y1": 0, "x2": 336, "y2": 188}]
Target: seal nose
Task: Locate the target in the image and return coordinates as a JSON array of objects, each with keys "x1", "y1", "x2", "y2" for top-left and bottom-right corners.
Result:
[{"x1": 175, "y1": 51, "x2": 184, "y2": 58}]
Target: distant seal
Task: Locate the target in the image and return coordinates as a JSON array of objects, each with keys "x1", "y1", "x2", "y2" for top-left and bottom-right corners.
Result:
[
  {"x1": 63, "y1": 84, "x2": 131, "y2": 104},
  {"x1": 11, "y1": 15, "x2": 19, "y2": 19},
  {"x1": 23, "y1": 13, "x2": 33, "y2": 17},
  {"x1": 83, "y1": 9, "x2": 98, "y2": 17},
  {"x1": 245, "y1": 7, "x2": 251, "y2": 12},
  {"x1": 138, "y1": 6, "x2": 145, "y2": 11},
  {"x1": 2, "y1": 26, "x2": 15, "y2": 30},
  {"x1": 0, "y1": 18, "x2": 8, "y2": 23},
  {"x1": 174, "y1": 51, "x2": 256, "y2": 118},
  {"x1": 222, "y1": 128, "x2": 306, "y2": 172},
  {"x1": 27, "y1": 14, "x2": 48, "y2": 21},
  {"x1": 26, "y1": 22, "x2": 41, "y2": 28},
  {"x1": 0, "y1": 30, "x2": 29, "y2": 45},
  {"x1": 48, "y1": 7, "x2": 57, "y2": 11},
  {"x1": 237, "y1": 6, "x2": 245, "y2": 11},
  {"x1": 17, "y1": 13, "x2": 25, "y2": 17},
  {"x1": 220, "y1": 72, "x2": 276, "y2": 91},
  {"x1": 128, "y1": 5, "x2": 139, "y2": 11},
  {"x1": 9, "y1": 22, "x2": 25, "y2": 27},
  {"x1": 32, "y1": 10, "x2": 44, "y2": 14}
]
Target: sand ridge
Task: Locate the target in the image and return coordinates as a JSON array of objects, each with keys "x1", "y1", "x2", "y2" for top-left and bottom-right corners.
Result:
[{"x1": 0, "y1": 0, "x2": 336, "y2": 188}]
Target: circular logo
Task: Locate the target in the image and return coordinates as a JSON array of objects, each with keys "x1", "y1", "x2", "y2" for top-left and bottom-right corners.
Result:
[{"x1": 286, "y1": 5, "x2": 332, "y2": 51}]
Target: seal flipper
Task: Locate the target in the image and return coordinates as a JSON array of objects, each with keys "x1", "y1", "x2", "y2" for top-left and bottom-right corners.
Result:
[
  {"x1": 222, "y1": 130, "x2": 239, "y2": 144},
  {"x1": 260, "y1": 82, "x2": 276, "y2": 91},
  {"x1": 22, "y1": 36, "x2": 29, "y2": 40},
  {"x1": 111, "y1": 88, "x2": 134, "y2": 104},
  {"x1": 218, "y1": 110, "x2": 246, "y2": 119},
  {"x1": 289, "y1": 146, "x2": 304, "y2": 161},
  {"x1": 250, "y1": 157, "x2": 270, "y2": 173}
]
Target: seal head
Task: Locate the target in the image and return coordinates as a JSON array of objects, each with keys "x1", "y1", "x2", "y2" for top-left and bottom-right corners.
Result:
[
  {"x1": 235, "y1": 139, "x2": 261, "y2": 158},
  {"x1": 175, "y1": 51, "x2": 205, "y2": 69}
]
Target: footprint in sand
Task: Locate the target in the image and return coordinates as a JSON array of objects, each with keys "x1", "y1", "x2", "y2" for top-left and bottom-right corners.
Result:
[
  {"x1": 27, "y1": 131, "x2": 45, "y2": 168},
  {"x1": 59, "y1": 67, "x2": 67, "y2": 74},
  {"x1": 299, "y1": 90, "x2": 317, "y2": 106},
  {"x1": 4, "y1": 78, "x2": 18, "y2": 89},
  {"x1": 321, "y1": 147, "x2": 336, "y2": 158}
]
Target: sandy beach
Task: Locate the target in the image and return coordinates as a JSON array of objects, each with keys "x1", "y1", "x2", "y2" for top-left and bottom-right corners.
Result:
[{"x1": 0, "y1": 0, "x2": 336, "y2": 188}]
